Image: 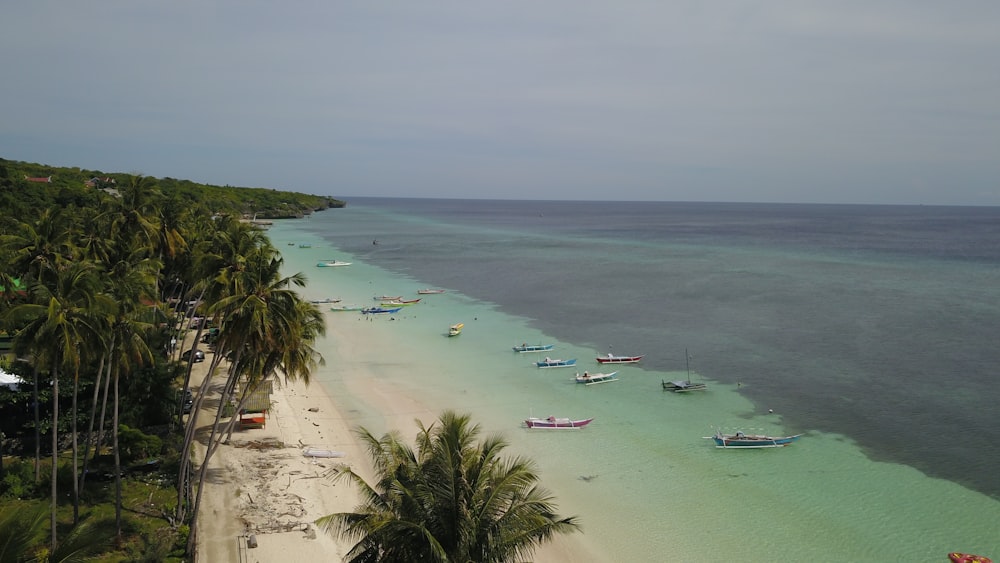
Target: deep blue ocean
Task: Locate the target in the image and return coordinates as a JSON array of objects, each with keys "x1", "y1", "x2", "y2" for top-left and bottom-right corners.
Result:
[{"x1": 301, "y1": 197, "x2": 1000, "y2": 501}]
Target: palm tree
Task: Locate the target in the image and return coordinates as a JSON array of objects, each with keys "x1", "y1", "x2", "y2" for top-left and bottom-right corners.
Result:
[
  {"x1": 318, "y1": 411, "x2": 580, "y2": 563},
  {"x1": 5, "y1": 262, "x2": 111, "y2": 550},
  {"x1": 183, "y1": 245, "x2": 321, "y2": 555},
  {"x1": 0, "y1": 208, "x2": 77, "y2": 483}
]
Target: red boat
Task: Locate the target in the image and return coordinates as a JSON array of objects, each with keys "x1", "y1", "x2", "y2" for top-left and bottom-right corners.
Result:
[
  {"x1": 949, "y1": 553, "x2": 993, "y2": 563},
  {"x1": 596, "y1": 353, "x2": 644, "y2": 364}
]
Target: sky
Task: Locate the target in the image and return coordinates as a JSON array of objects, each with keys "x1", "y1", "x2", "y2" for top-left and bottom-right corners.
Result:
[{"x1": 2, "y1": 2, "x2": 999, "y2": 205}]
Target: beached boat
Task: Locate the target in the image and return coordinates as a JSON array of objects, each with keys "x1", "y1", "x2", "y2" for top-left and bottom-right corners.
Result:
[
  {"x1": 302, "y1": 447, "x2": 345, "y2": 458},
  {"x1": 373, "y1": 295, "x2": 402, "y2": 301},
  {"x1": 949, "y1": 553, "x2": 993, "y2": 563},
  {"x1": 596, "y1": 353, "x2": 644, "y2": 364},
  {"x1": 361, "y1": 306, "x2": 403, "y2": 314},
  {"x1": 331, "y1": 305, "x2": 363, "y2": 312},
  {"x1": 448, "y1": 323, "x2": 464, "y2": 336},
  {"x1": 317, "y1": 260, "x2": 351, "y2": 267},
  {"x1": 574, "y1": 371, "x2": 619, "y2": 385},
  {"x1": 706, "y1": 429, "x2": 803, "y2": 449},
  {"x1": 417, "y1": 289, "x2": 446, "y2": 294},
  {"x1": 524, "y1": 416, "x2": 594, "y2": 429},
  {"x1": 513, "y1": 343, "x2": 554, "y2": 353},
  {"x1": 537, "y1": 357, "x2": 577, "y2": 368},
  {"x1": 662, "y1": 349, "x2": 706, "y2": 392},
  {"x1": 309, "y1": 297, "x2": 341, "y2": 304},
  {"x1": 381, "y1": 298, "x2": 421, "y2": 306}
]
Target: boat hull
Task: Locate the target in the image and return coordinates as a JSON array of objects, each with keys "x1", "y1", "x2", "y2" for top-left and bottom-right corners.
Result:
[
  {"x1": 536, "y1": 358, "x2": 577, "y2": 368},
  {"x1": 662, "y1": 380, "x2": 707, "y2": 392},
  {"x1": 361, "y1": 307, "x2": 403, "y2": 314},
  {"x1": 596, "y1": 354, "x2": 644, "y2": 364},
  {"x1": 709, "y1": 432, "x2": 802, "y2": 448},
  {"x1": 575, "y1": 371, "x2": 619, "y2": 385},
  {"x1": 417, "y1": 289, "x2": 446, "y2": 294},
  {"x1": 513, "y1": 344, "x2": 554, "y2": 353},
  {"x1": 525, "y1": 417, "x2": 593, "y2": 429}
]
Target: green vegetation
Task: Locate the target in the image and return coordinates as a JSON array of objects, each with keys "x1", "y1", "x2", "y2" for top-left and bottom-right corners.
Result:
[
  {"x1": 1, "y1": 156, "x2": 575, "y2": 563},
  {"x1": 0, "y1": 158, "x2": 333, "y2": 560},
  {"x1": 318, "y1": 411, "x2": 580, "y2": 562},
  {"x1": 0, "y1": 157, "x2": 345, "y2": 221}
]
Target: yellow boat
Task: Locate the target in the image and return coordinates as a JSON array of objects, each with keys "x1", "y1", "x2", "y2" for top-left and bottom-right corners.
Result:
[{"x1": 448, "y1": 323, "x2": 464, "y2": 337}]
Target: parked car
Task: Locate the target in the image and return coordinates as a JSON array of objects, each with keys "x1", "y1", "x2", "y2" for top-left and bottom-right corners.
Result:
[
  {"x1": 182, "y1": 390, "x2": 194, "y2": 414},
  {"x1": 181, "y1": 349, "x2": 205, "y2": 363}
]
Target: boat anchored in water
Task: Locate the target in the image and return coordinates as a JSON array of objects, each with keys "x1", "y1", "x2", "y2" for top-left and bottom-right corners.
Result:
[
  {"x1": 537, "y1": 357, "x2": 577, "y2": 368},
  {"x1": 524, "y1": 416, "x2": 594, "y2": 429},
  {"x1": 448, "y1": 323, "x2": 464, "y2": 337},
  {"x1": 706, "y1": 429, "x2": 803, "y2": 449},
  {"x1": 596, "y1": 353, "x2": 644, "y2": 364},
  {"x1": 513, "y1": 343, "x2": 554, "y2": 353},
  {"x1": 574, "y1": 371, "x2": 619, "y2": 385}
]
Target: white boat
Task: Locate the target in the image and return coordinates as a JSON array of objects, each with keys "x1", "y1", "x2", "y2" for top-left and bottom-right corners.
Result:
[
  {"x1": 309, "y1": 297, "x2": 341, "y2": 304},
  {"x1": 302, "y1": 446, "x2": 346, "y2": 458},
  {"x1": 317, "y1": 260, "x2": 351, "y2": 267},
  {"x1": 448, "y1": 323, "x2": 464, "y2": 337},
  {"x1": 417, "y1": 289, "x2": 446, "y2": 294},
  {"x1": 574, "y1": 371, "x2": 619, "y2": 385}
]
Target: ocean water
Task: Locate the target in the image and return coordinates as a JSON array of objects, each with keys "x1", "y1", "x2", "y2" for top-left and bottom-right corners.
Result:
[{"x1": 269, "y1": 199, "x2": 1000, "y2": 561}]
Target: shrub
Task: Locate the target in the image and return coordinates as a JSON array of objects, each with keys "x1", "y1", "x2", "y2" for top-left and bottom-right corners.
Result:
[{"x1": 117, "y1": 425, "x2": 163, "y2": 463}]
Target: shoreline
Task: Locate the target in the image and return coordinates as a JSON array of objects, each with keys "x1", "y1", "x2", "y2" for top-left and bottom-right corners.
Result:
[{"x1": 193, "y1": 313, "x2": 605, "y2": 562}]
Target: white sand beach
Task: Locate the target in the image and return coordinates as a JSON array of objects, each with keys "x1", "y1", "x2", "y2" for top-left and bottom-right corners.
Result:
[{"x1": 190, "y1": 314, "x2": 606, "y2": 562}]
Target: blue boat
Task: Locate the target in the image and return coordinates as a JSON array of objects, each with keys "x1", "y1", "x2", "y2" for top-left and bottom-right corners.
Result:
[
  {"x1": 707, "y1": 429, "x2": 803, "y2": 449},
  {"x1": 536, "y1": 357, "x2": 577, "y2": 368},
  {"x1": 513, "y1": 343, "x2": 554, "y2": 353},
  {"x1": 361, "y1": 306, "x2": 403, "y2": 314}
]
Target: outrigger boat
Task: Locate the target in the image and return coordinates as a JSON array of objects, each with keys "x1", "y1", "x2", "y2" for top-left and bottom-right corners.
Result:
[
  {"x1": 361, "y1": 306, "x2": 403, "y2": 314},
  {"x1": 537, "y1": 357, "x2": 577, "y2": 368},
  {"x1": 373, "y1": 295, "x2": 401, "y2": 301},
  {"x1": 309, "y1": 297, "x2": 341, "y2": 304},
  {"x1": 317, "y1": 260, "x2": 351, "y2": 267},
  {"x1": 524, "y1": 416, "x2": 594, "y2": 429},
  {"x1": 448, "y1": 323, "x2": 464, "y2": 337},
  {"x1": 596, "y1": 353, "x2": 644, "y2": 364},
  {"x1": 381, "y1": 298, "x2": 421, "y2": 306},
  {"x1": 417, "y1": 289, "x2": 446, "y2": 294},
  {"x1": 574, "y1": 371, "x2": 619, "y2": 385},
  {"x1": 331, "y1": 305, "x2": 363, "y2": 312},
  {"x1": 513, "y1": 343, "x2": 554, "y2": 353},
  {"x1": 706, "y1": 429, "x2": 803, "y2": 449}
]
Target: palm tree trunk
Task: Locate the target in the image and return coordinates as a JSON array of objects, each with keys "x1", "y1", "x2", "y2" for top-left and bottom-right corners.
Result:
[
  {"x1": 184, "y1": 343, "x2": 249, "y2": 556},
  {"x1": 33, "y1": 363, "x2": 40, "y2": 483},
  {"x1": 79, "y1": 352, "x2": 108, "y2": 491},
  {"x1": 113, "y1": 369, "x2": 122, "y2": 538},
  {"x1": 71, "y1": 365, "x2": 80, "y2": 525},
  {"x1": 174, "y1": 351, "x2": 223, "y2": 522},
  {"x1": 50, "y1": 365, "x2": 59, "y2": 551},
  {"x1": 94, "y1": 359, "x2": 113, "y2": 462}
]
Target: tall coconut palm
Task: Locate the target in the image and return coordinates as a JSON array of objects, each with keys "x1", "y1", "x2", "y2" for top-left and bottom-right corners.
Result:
[
  {"x1": 318, "y1": 411, "x2": 580, "y2": 563},
  {"x1": 5, "y1": 261, "x2": 111, "y2": 550},
  {"x1": 184, "y1": 247, "x2": 319, "y2": 555},
  {"x1": 0, "y1": 208, "x2": 77, "y2": 483}
]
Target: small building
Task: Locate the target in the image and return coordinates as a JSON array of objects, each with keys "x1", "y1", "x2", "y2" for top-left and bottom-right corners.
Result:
[{"x1": 24, "y1": 175, "x2": 52, "y2": 183}]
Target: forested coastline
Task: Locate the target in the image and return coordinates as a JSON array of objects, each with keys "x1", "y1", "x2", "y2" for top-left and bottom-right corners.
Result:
[{"x1": 0, "y1": 158, "x2": 335, "y2": 561}]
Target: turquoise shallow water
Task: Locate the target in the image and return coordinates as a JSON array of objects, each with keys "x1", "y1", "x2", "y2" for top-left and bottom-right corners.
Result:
[{"x1": 267, "y1": 210, "x2": 999, "y2": 562}]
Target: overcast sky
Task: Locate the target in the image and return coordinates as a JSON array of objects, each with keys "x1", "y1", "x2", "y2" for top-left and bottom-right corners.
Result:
[{"x1": 2, "y1": 2, "x2": 999, "y2": 205}]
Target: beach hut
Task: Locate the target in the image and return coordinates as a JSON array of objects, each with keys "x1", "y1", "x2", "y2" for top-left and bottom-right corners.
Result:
[{"x1": 237, "y1": 383, "x2": 272, "y2": 430}]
